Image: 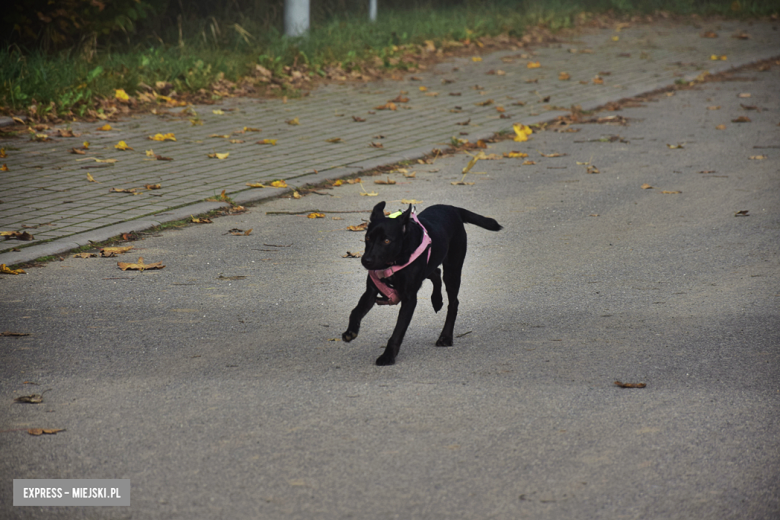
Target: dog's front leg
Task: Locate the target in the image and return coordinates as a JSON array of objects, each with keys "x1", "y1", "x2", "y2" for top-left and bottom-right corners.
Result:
[
  {"x1": 376, "y1": 296, "x2": 418, "y2": 366},
  {"x1": 343, "y1": 277, "x2": 378, "y2": 342}
]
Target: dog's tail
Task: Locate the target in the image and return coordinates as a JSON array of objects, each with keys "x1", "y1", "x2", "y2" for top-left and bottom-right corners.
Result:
[{"x1": 458, "y1": 208, "x2": 503, "y2": 231}]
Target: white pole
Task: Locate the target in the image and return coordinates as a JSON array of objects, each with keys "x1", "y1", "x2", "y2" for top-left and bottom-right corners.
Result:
[
  {"x1": 285, "y1": 0, "x2": 310, "y2": 37},
  {"x1": 369, "y1": 0, "x2": 377, "y2": 22}
]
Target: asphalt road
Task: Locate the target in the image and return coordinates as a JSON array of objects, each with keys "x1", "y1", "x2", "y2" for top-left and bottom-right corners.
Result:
[{"x1": 1, "y1": 62, "x2": 779, "y2": 518}]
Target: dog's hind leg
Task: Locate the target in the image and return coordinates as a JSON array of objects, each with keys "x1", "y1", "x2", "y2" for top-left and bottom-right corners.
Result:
[
  {"x1": 428, "y1": 267, "x2": 443, "y2": 313},
  {"x1": 436, "y1": 235, "x2": 466, "y2": 347}
]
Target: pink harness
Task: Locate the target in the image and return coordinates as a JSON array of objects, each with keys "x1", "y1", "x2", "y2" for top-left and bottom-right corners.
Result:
[{"x1": 369, "y1": 212, "x2": 432, "y2": 305}]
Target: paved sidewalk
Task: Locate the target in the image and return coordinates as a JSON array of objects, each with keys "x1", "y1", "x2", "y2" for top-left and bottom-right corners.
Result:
[{"x1": 1, "y1": 18, "x2": 778, "y2": 266}]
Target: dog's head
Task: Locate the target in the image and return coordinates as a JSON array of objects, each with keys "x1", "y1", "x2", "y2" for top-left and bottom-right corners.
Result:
[{"x1": 361, "y1": 201, "x2": 414, "y2": 270}]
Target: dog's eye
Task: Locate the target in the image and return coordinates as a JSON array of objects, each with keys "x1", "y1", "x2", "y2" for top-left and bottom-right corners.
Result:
[{"x1": 384, "y1": 239, "x2": 391, "y2": 244}]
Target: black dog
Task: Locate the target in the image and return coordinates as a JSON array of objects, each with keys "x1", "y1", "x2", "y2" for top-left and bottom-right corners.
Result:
[{"x1": 342, "y1": 201, "x2": 502, "y2": 365}]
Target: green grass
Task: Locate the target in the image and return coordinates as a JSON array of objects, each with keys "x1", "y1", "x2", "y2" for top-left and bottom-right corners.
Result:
[{"x1": 1, "y1": 0, "x2": 777, "y2": 117}]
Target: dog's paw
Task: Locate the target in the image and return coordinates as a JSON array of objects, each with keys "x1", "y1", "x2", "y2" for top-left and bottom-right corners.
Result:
[
  {"x1": 431, "y1": 293, "x2": 443, "y2": 313},
  {"x1": 342, "y1": 330, "x2": 358, "y2": 342},
  {"x1": 375, "y1": 353, "x2": 396, "y2": 366},
  {"x1": 435, "y1": 335, "x2": 453, "y2": 347}
]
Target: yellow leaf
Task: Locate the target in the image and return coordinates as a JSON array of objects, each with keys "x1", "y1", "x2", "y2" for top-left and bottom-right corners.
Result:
[
  {"x1": 212, "y1": 109, "x2": 225, "y2": 115},
  {"x1": 244, "y1": 127, "x2": 261, "y2": 132},
  {"x1": 86, "y1": 173, "x2": 100, "y2": 183},
  {"x1": 286, "y1": 117, "x2": 300, "y2": 125},
  {"x1": 558, "y1": 72, "x2": 571, "y2": 81},
  {"x1": 97, "y1": 124, "x2": 112, "y2": 131},
  {"x1": 256, "y1": 139, "x2": 277, "y2": 145},
  {"x1": 527, "y1": 61, "x2": 541, "y2": 69},
  {"x1": 641, "y1": 183, "x2": 654, "y2": 189},
  {"x1": 307, "y1": 212, "x2": 326, "y2": 219},
  {"x1": 462, "y1": 156, "x2": 479, "y2": 174},
  {"x1": 1, "y1": 264, "x2": 26, "y2": 275},
  {"x1": 716, "y1": 124, "x2": 726, "y2": 130},
  {"x1": 149, "y1": 133, "x2": 176, "y2": 141},
  {"x1": 293, "y1": 191, "x2": 301, "y2": 199},
  {"x1": 114, "y1": 141, "x2": 133, "y2": 151},
  {"x1": 246, "y1": 182, "x2": 266, "y2": 188},
  {"x1": 117, "y1": 257, "x2": 165, "y2": 271},
  {"x1": 145, "y1": 149, "x2": 155, "y2": 157},
  {"x1": 0, "y1": 164, "x2": 7, "y2": 172},
  {"x1": 472, "y1": 56, "x2": 482, "y2": 62},
  {"x1": 326, "y1": 137, "x2": 342, "y2": 143},
  {"x1": 0, "y1": 148, "x2": 6, "y2": 158},
  {"x1": 333, "y1": 180, "x2": 343, "y2": 186},
  {"x1": 115, "y1": 89, "x2": 130, "y2": 102},
  {"x1": 419, "y1": 86, "x2": 428, "y2": 92},
  {"x1": 99, "y1": 246, "x2": 134, "y2": 257},
  {"x1": 504, "y1": 151, "x2": 528, "y2": 158},
  {"x1": 270, "y1": 180, "x2": 288, "y2": 188},
  {"x1": 82, "y1": 141, "x2": 90, "y2": 149},
  {"x1": 611, "y1": 36, "x2": 619, "y2": 41},
  {"x1": 513, "y1": 123, "x2": 532, "y2": 142},
  {"x1": 208, "y1": 152, "x2": 229, "y2": 159}
]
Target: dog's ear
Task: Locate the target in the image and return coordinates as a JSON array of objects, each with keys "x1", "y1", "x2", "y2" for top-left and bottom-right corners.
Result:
[
  {"x1": 370, "y1": 201, "x2": 387, "y2": 222},
  {"x1": 400, "y1": 204, "x2": 412, "y2": 233}
]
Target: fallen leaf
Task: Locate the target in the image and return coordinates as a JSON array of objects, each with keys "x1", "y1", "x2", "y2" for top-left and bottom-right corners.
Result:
[
  {"x1": 374, "y1": 177, "x2": 396, "y2": 185},
  {"x1": 614, "y1": 381, "x2": 646, "y2": 388},
  {"x1": 462, "y1": 156, "x2": 479, "y2": 174},
  {"x1": 208, "y1": 152, "x2": 229, "y2": 159},
  {"x1": 661, "y1": 190, "x2": 682, "y2": 194},
  {"x1": 292, "y1": 191, "x2": 301, "y2": 199},
  {"x1": 191, "y1": 216, "x2": 212, "y2": 223},
  {"x1": 667, "y1": 143, "x2": 685, "y2": 149},
  {"x1": 402, "y1": 172, "x2": 416, "y2": 178},
  {"x1": 15, "y1": 394, "x2": 45, "y2": 403},
  {"x1": 359, "y1": 182, "x2": 378, "y2": 196},
  {"x1": 558, "y1": 72, "x2": 571, "y2": 81},
  {"x1": 592, "y1": 76, "x2": 604, "y2": 85},
  {"x1": 707, "y1": 105, "x2": 721, "y2": 110},
  {"x1": 246, "y1": 182, "x2": 266, "y2": 188},
  {"x1": 117, "y1": 257, "x2": 165, "y2": 271},
  {"x1": 1, "y1": 231, "x2": 34, "y2": 241},
  {"x1": 370, "y1": 142, "x2": 384, "y2": 148},
  {"x1": 56, "y1": 128, "x2": 79, "y2": 137},
  {"x1": 97, "y1": 124, "x2": 112, "y2": 131},
  {"x1": 0, "y1": 264, "x2": 26, "y2": 275},
  {"x1": 229, "y1": 139, "x2": 245, "y2": 144},
  {"x1": 475, "y1": 99, "x2": 494, "y2": 106},
  {"x1": 732, "y1": 116, "x2": 751, "y2": 123},
  {"x1": 256, "y1": 139, "x2": 277, "y2": 145},
  {"x1": 709, "y1": 54, "x2": 727, "y2": 60},
  {"x1": 115, "y1": 89, "x2": 130, "y2": 102},
  {"x1": 347, "y1": 222, "x2": 368, "y2": 231},
  {"x1": 504, "y1": 151, "x2": 529, "y2": 158},
  {"x1": 0, "y1": 148, "x2": 6, "y2": 158},
  {"x1": 522, "y1": 160, "x2": 535, "y2": 165},
  {"x1": 145, "y1": 184, "x2": 161, "y2": 190},
  {"x1": 391, "y1": 95, "x2": 409, "y2": 103},
  {"x1": 286, "y1": 117, "x2": 300, "y2": 125},
  {"x1": 27, "y1": 428, "x2": 66, "y2": 436},
  {"x1": 540, "y1": 152, "x2": 566, "y2": 157},
  {"x1": 738, "y1": 93, "x2": 752, "y2": 98},
  {"x1": 715, "y1": 124, "x2": 727, "y2": 130},
  {"x1": 114, "y1": 141, "x2": 133, "y2": 151},
  {"x1": 72, "y1": 253, "x2": 97, "y2": 258},
  {"x1": 400, "y1": 199, "x2": 422, "y2": 204},
  {"x1": 326, "y1": 137, "x2": 342, "y2": 143},
  {"x1": 270, "y1": 180, "x2": 288, "y2": 188},
  {"x1": 702, "y1": 30, "x2": 718, "y2": 38},
  {"x1": 109, "y1": 187, "x2": 140, "y2": 194},
  {"x1": 307, "y1": 213, "x2": 326, "y2": 219},
  {"x1": 472, "y1": 56, "x2": 482, "y2": 62},
  {"x1": 343, "y1": 251, "x2": 362, "y2": 258},
  {"x1": 641, "y1": 183, "x2": 654, "y2": 189},
  {"x1": 749, "y1": 155, "x2": 767, "y2": 160},
  {"x1": 86, "y1": 173, "x2": 100, "y2": 183},
  {"x1": 375, "y1": 102, "x2": 397, "y2": 111},
  {"x1": 527, "y1": 61, "x2": 541, "y2": 69},
  {"x1": 212, "y1": 109, "x2": 225, "y2": 115},
  {"x1": 587, "y1": 165, "x2": 600, "y2": 174},
  {"x1": 210, "y1": 134, "x2": 230, "y2": 139},
  {"x1": 734, "y1": 210, "x2": 749, "y2": 217},
  {"x1": 513, "y1": 123, "x2": 533, "y2": 142},
  {"x1": 352, "y1": 116, "x2": 366, "y2": 122},
  {"x1": 100, "y1": 246, "x2": 134, "y2": 257}
]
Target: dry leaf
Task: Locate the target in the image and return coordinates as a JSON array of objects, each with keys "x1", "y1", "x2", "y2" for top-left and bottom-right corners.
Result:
[
  {"x1": 661, "y1": 190, "x2": 682, "y2": 194},
  {"x1": 587, "y1": 165, "x2": 600, "y2": 174},
  {"x1": 527, "y1": 61, "x2": 541, "y2": 69},
  {"x1": 256, "y1": 139, "x2": 277, "y2": 145},
  {"x1": 702, "y1": 30, "x2": 718, "y2": 38},
  {"x1": 15, "y1": 394, "x2": 45, "y2": 403},
  {"x1": 286, "y1": 117, "x2": 300, "y2": 125},
  {"x1": 326, "y1": 137, "x2": 342, "y2": 143},
  {"x1": 270, "y1": 180, "x2": 288, "y2": 188},
  {"x1": 1, "y1": 231, "x2": 34, "y2": 241},
  {"x1": 715, "y1": 124, "x2": 726, "y2": 130},
  {"x1": 114, "y1": 141, "x2": 133, "y2": 151},
  {"x1": 86, "y1": 173, "x2": 100, "y2": 183},
  {"x1": 343, "y1": 251, "x2": 362, "y2": 258},
  {"x1": 540, "y1": 152, "x2": 566, "y2": 157},
  {"x1": 229, "y1": 139, "x2": 245, "y2": 144},
  {"x1": 592, "y1": 76, "x2": 604, "y2": 85},
  {"x1": 641, "y1": 183, "x2": 654, "y2": 189},
  {"x1": 400, "y1": 198, "x2": 422, "y2": 204},
  {"x1": 749, "y1": 155, "x2": 767, "y2": 160},
  {"x1": 191, "y1": 216, "x2": 212, "y2": 223},
  {"x1": 707, "y1": 105, "x2": 721, "y2": 110},
  {"x1": 734, "y1": 210, "x2": 749, "y2": 217},
  {"x1": 352, "y1": 116, "x2": 366, "y2": 122},
  {"x1": 475, "y1": 99, "x2": 494, "y2": 106},
  {"x1": 391, "y1": 95, "x2": 409, "y2": 103},
  {"x1": 738, "y1": 93, "x2": 751, "y2": 98},
  {"x1": 97, "y1": 124, "x2": 112, "y2": 131},
  {"x1": 1, "y1": 264, "x2": 26, "y2": 275},
  {"x1": 72, "y1": 253, "x2": 97, "y2": 258},
  {"x1": 667, "y1": 143, "x2": 685, "y2": 149},
  {"x1": 246, "y1": 182, "x2": 266, "y2": 188},
  {"x1": 100, "y1": 246, "x2": 134, "y2": 257},
  {"x1": 375, "y1": 102, "x2": 397, "y2": 111},
  {"x1": 374, "y1": 177, "x2": 396, "y2": 185},
  {"x1": 472, "y1": 56, "x2": 482, "y2": 62},
  {"x1": 558, "y1": 72, "x2": 571, "y2": 81},
  {"x1": 109, "y1": 187, "x2": 140, "y2": 194},
  {"x1": 347, "y1": 222, "x2": 368, "y2": 231},
  {"x1": 292, "y1": 191, "x2": 301, "y2": 199},
  {"x1": 117, "y1": 257, "x2": 165, "y2": 271},
  {"x1": 504, "y1": 151, "x2": 528, "y2": 158},
  {"x1": 28, "y1": 428, "x2": 66, "y2": 436},
  {"x1": 148, "y1": 133, "x2": 176, "y2": 141},
  {"x1": 145, "y1": 184, "x2": 161, "y2": 190},
  {"x1": 370, "y1": 142, "x2": 384, "y2": 148},
  {"x1": 212, "y1": 109, "x2": 225, "y2": 115},
  {"x1": 307, "y1": 213, "x2": 326, "y2": 219},
  {"x1": 614, "y1": 381, "x2": 646, "y2": 388},
  {"x1": 513, "y1": 124, "x2": 532, "y2": 142},
  {"x1": 732, "y1": 116, "x2": 751, "y2": 123},
  {"x1": 208, "y1": 152, "x2": 229, "y2": 159}
]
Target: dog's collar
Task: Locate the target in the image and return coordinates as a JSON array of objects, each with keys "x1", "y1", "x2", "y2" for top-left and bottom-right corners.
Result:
[{"x1": 369, "y1": 211, "x2": 431, "y2": 305}]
